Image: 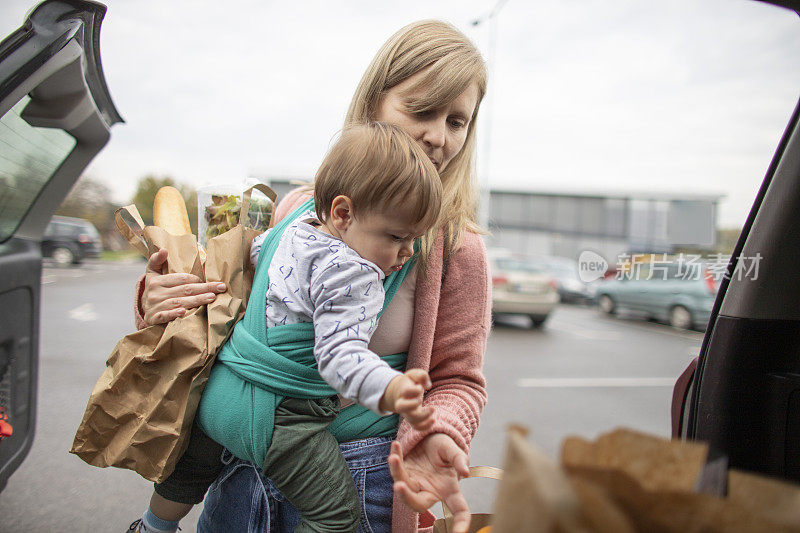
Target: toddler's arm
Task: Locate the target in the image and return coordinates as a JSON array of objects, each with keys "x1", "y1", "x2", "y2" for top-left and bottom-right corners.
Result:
[
  {"x1": 250, "y1": 231, "x2": 267, "y2": 268},
  {"x1": 311, "y1": 259, "x2": 434, "y2": 429},
  {"x1": 311, "y1": 257, "x2": 400, "y2": 414}
]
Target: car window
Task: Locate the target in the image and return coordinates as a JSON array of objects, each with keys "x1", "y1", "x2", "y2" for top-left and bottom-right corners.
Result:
[
  {"x1": 630, "y1": 264, "x2": 650, "y2": 281},
  {"x1": 548, "y1": 262, "x2": 577, "y2": 276},
  {"x1": 0, "y1": 96, "x2": 77, "y2": 242},
  {"x1": 495, "y1": 258, "x2": 547, "y2": 273},
  {"x1": 666, "y1": 263, "x2": 683, "y2": 280},
  {"x1": 60, "y1": 223, "x2": 80, "y2": 237},
  {"x1": 81, "y1": 223, "x2": 99, "y2": 239},
  {"x1": 50, "y1": 222, "x2": 65, "y2": 236}
]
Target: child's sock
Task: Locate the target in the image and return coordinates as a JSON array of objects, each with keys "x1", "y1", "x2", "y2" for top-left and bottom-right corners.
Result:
[{"x1": 140, "y1": 508, "x2": 180, "y2": 533}]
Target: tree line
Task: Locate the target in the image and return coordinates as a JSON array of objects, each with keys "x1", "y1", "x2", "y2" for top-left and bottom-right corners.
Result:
[
  {"x1": 55, "y1": 175, "x2": 197, "y2": 251},
  {"x1": 59, "y1": 175, "x2": 743, "y2": 256}
]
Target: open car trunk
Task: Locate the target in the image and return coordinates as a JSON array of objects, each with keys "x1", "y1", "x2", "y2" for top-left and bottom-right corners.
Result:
[
  {"x1": 0, "y1": 0, "x2": 122, "y2": 491},
  {"x1": 676, "y1": 0, "x2": 800, "y2": 485}
]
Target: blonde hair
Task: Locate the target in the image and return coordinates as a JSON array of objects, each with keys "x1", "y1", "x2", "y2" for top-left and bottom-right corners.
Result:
[
  {"x1": 345, "y1": 20, "x2": 487, "y2": 266},
  {"x1": 314, "y1": 122, "x2": 442, "y2": 234}
]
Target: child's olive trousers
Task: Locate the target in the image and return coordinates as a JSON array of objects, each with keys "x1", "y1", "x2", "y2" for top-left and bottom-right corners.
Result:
[{"x1": 155, "y1": 395, "x2": 360, "y2": 533}]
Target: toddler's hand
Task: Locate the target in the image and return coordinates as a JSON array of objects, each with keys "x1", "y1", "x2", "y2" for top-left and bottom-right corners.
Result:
[{"x1": 380, "y1": 369, "x2": 434, "y2": 431}]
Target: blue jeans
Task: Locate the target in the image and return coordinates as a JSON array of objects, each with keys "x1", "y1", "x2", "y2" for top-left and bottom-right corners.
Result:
[{"x1": 197, "y1": 436, "x2": 394, "y2": 533}]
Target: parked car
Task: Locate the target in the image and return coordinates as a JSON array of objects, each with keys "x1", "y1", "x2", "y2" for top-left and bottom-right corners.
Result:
[
  {"x1": 42, "y1": 215, "x2": 102, "y2": 266},
  {"x1": 595, "y1": 261, "x2": 719, "y2": 330},
  {"x1": 489, "y1": 251, "x2": 560, "y2": 327},
  {"x1": 0, "y1": 0, "x2": 122, "y2": 492},
  {"x1": 527, "y1": 255, "x2": 597, "y2": 305}
]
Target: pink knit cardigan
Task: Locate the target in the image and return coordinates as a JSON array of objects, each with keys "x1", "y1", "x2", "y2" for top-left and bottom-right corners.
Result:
[{"x1": 134, "y1": 190, "x2": 490, "y2": 532}]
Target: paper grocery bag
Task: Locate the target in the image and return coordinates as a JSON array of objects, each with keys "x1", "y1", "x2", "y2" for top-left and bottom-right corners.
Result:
[
  {"x1": 561, "y1": 429, "x2": 800, "y2": 533},
  {"x1": 490, "y1": 425, "x2": 632, "y2": 533},
  {"x1": 432, "y1": 512, "x2": 493, "y2": 533},
  {"x1": 432, "y1": 466, "x2": 502, "y2": 533},
  {"x1": 69, "y1": 185, "x2": 275, "y2": 483},
  {"x1": 491, "y1": 426, "x2": 800, "y2": 533}
]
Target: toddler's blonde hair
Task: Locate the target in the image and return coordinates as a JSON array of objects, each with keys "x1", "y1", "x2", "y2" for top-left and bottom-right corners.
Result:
[{"x1": 314, "y1": 122, "x2": 442, "y2": 234}]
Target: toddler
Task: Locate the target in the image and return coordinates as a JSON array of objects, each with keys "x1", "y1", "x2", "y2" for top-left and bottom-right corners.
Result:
[{"x1": 130, "y1": 122, "x2": 442, "y2": 533}]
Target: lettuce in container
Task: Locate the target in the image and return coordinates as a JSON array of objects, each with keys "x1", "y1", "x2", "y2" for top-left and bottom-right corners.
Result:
[{"x1": 198, "y1": 186, "x2": 273, "y2": 247}]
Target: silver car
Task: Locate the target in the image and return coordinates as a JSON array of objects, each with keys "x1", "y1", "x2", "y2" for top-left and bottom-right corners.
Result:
[{"x1": 489, "y1": 252, "x2": 560, "y2": 327}]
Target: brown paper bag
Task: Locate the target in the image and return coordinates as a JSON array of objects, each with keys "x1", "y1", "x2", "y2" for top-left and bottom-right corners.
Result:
[
  {"x1": 432, "y1": 466, "x2": 502, "y2": 533},
  {"x1": 69, "y1": 184, "x2": 275, "y2": 483},
  {"x1": 492, "y1": 426, "x2": 800, "y2": 533},
  {"x1": 560, "y1": 429, "x2": 800, "y2": 532},
  {"x1": 491, "y1": 425, "x2": 634, "y2": 533}
]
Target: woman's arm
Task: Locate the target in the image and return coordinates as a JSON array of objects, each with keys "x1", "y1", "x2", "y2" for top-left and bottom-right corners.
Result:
[
  {"x1": 134, "y1": 187, "x2": 314, "y2": 329},
  {"x1": 390, "y1": 231, "x2": 491, "y2": 533},
  {"x1": 400, "y1": 231, "x2": 490, "y2": 453}
]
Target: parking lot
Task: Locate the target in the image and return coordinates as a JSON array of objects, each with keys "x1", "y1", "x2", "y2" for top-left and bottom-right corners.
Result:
[{"x1": 0, "y1": 259, "x2": 702, "y2": 531}]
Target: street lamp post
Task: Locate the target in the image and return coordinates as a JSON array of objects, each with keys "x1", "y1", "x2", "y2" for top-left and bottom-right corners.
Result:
[{"x1": 472, "y1": 0, "x2": 509, "y2": 229}]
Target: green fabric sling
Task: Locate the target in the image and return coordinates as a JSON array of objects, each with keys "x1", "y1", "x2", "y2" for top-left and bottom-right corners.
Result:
[{"x1": 196, "y1": 198, "x2": 411, "y2": 467}]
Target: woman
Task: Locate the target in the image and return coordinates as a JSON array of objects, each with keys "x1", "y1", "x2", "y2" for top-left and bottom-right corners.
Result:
[{"x1": 136, "y1": 20, "x2": 489, "y2": 533}]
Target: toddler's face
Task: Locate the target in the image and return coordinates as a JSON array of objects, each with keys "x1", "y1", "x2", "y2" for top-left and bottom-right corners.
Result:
[{"x1": 340, "y1": 206, "x2": 426, "y2": 276}]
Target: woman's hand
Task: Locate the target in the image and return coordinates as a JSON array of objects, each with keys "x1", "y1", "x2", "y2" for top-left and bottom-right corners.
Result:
[
  {"x1": 388, "y1": 433, "x2": 471, "y2": 533},
  {"x1": 142, "y1": 248, "x2": 227, "y2": 326}
]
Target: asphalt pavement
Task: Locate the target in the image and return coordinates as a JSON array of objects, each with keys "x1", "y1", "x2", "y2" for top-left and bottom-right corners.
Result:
[{"x1": 0, "y1": 259, "x2": 702, "y2": 531}]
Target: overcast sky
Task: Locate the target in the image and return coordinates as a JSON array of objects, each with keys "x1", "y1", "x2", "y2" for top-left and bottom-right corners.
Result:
[{"x1": 4, "y1": 0, "x2": 800, "y2": 228}]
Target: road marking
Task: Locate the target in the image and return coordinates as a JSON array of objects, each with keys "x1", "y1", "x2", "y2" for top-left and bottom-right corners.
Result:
[
  {"x1": 546, "y1": 323, "x2": 622, "y2": 341},
  {"x1": 551, "y1": 313, "x2": 624, "y2": 328},
  {"x1": 517, "y1": 377, "x2": 676, "y2": 388},
  {"x1": 41, "y1": 276, "x2": 56, "y2": 285},
  {"x1": 615, "y1": 321, "x2": 704, "y2": 340},
  {"x1": 68, "y1": 303, "x2": 98, "y2": 322},
  {"x1": 554, "y1": 313, "x2": 704, "y2": 341}
]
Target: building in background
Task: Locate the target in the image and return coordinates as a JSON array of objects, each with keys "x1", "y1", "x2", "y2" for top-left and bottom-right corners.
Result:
[
  {"x1": 257, "y1": 177, "x2": 721, "y2": 264},
  {"x1": 257, "y1": 176, "x2": 310, "y2": 204},
  {"x1": 487, "y1": 189, "x2": 721, "y2": 263}
]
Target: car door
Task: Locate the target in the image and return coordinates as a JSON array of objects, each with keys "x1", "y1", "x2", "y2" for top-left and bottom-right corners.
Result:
[
  {"x1": 677, "y1": 0, "x2": 800, "y2": 484},
  {"x1": 642, "y1": 262, "x2": 683, "y2": 322},
  {"x1": 618, "y1": 263, "x2": 651, "y2": 312},
  {"x1": 0, "y1": 0, "x2": 122, "y2": 491}
]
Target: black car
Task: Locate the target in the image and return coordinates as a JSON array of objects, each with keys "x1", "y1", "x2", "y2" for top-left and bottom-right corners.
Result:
[
  {"x1": 42, "y1": 215, "x2": 102, "y2": 265},
  {"x1": 0, "y1": 0, "x2": 122, "y2": 491}
]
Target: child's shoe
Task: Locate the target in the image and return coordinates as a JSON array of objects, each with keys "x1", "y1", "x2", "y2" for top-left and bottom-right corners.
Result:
[{"x1": 127, "y1": 517, "x2": 180, "y2": 532}]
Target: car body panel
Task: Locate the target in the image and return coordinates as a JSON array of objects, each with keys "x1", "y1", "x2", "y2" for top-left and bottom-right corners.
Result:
[
  {"x1": 524, "y1": 256, "x2": 596, "y2": 304},
  {"x1": 675, "y1": 0, "x2": 800, "y2": 485},
  {"x1": 41, "y1": 215, "x2": 102, "y2": 264},
  {"x1": 489, "y1": 252, "x2": 560, "y2": 324},
  {"x1": 0, "y1": 0, "x2": 121, "y2": 491},
  {"x1": 597, "y1": 267, "x2": 716, "y2": 329},
  {"x1": 492, "y1": 281, "x2": 560, "y2": 316}
]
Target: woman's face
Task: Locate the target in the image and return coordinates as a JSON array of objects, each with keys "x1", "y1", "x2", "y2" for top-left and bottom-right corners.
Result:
[{"x1": 374, "y1": 71, "x2": 479, "y2": 175}]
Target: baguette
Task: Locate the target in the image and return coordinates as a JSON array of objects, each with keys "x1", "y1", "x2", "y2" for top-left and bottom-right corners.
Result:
[{"x1": 153, "y1": 186, "x2": 192, "y2": 236}]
